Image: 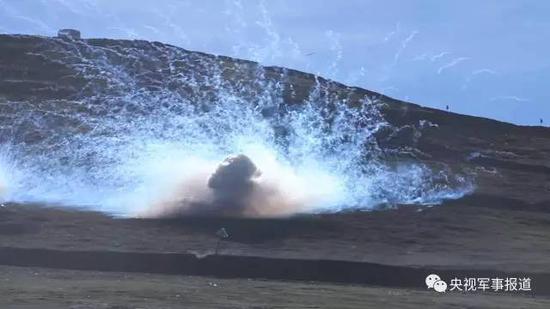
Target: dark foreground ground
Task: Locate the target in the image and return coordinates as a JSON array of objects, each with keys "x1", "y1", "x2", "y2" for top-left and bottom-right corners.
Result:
[
  {"x1": 2, "y1": 265, "x2": 549, "y2": 309},
  {"x1": 1, "y1": 197, "x2": 550, "y2": 308}
]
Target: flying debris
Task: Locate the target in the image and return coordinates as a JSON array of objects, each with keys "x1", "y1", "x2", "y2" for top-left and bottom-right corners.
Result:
[{"x1": 0, "y1": 34, "x2": 473, "y2": 216}]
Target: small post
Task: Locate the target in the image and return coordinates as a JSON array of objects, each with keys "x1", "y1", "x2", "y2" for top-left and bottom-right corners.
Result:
[
  {"x1": 57, "y1": 29, "x2": 81, "y2": 40},
  {"x1": 215, "y1": 227, "x2": 229, "y2": 255}
]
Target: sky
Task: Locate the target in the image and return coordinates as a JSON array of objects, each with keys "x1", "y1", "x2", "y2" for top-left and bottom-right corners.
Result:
[{"x1": 0, "y1": 0, "x2": 548, "y2": 126}]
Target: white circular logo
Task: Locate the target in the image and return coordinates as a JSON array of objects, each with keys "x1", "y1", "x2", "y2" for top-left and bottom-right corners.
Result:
[
  {"x1": 425, "y1": 274, "x2": 441, "y2": 289},
  {"x1": 433, "y1": 280, "x2": 448, "y2": 293}
]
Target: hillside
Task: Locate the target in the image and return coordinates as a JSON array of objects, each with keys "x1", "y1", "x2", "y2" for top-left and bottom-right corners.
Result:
[{"x1": 1, "y1": 32, "x2": 550, "y2": 306}]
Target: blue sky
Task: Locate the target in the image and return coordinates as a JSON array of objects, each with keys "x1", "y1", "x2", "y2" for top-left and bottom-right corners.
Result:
[{"x1": 0, "y1": 0, "x2": 548, "y2": 125}]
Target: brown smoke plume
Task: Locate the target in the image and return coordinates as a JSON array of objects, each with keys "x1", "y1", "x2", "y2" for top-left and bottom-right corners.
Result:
[{"x1": 139, "y1": 154, "x2": 320, "y2": 218}]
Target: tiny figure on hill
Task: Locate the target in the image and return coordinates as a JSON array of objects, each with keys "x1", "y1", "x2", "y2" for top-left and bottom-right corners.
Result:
[{"x1": 446, "y1": 105, "x2": 449, "y2": 111}]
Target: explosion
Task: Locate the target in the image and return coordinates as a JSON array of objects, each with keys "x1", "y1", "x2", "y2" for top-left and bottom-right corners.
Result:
[{"x1": 140, "y1": 154, "x2": 343, "y2": 218}]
